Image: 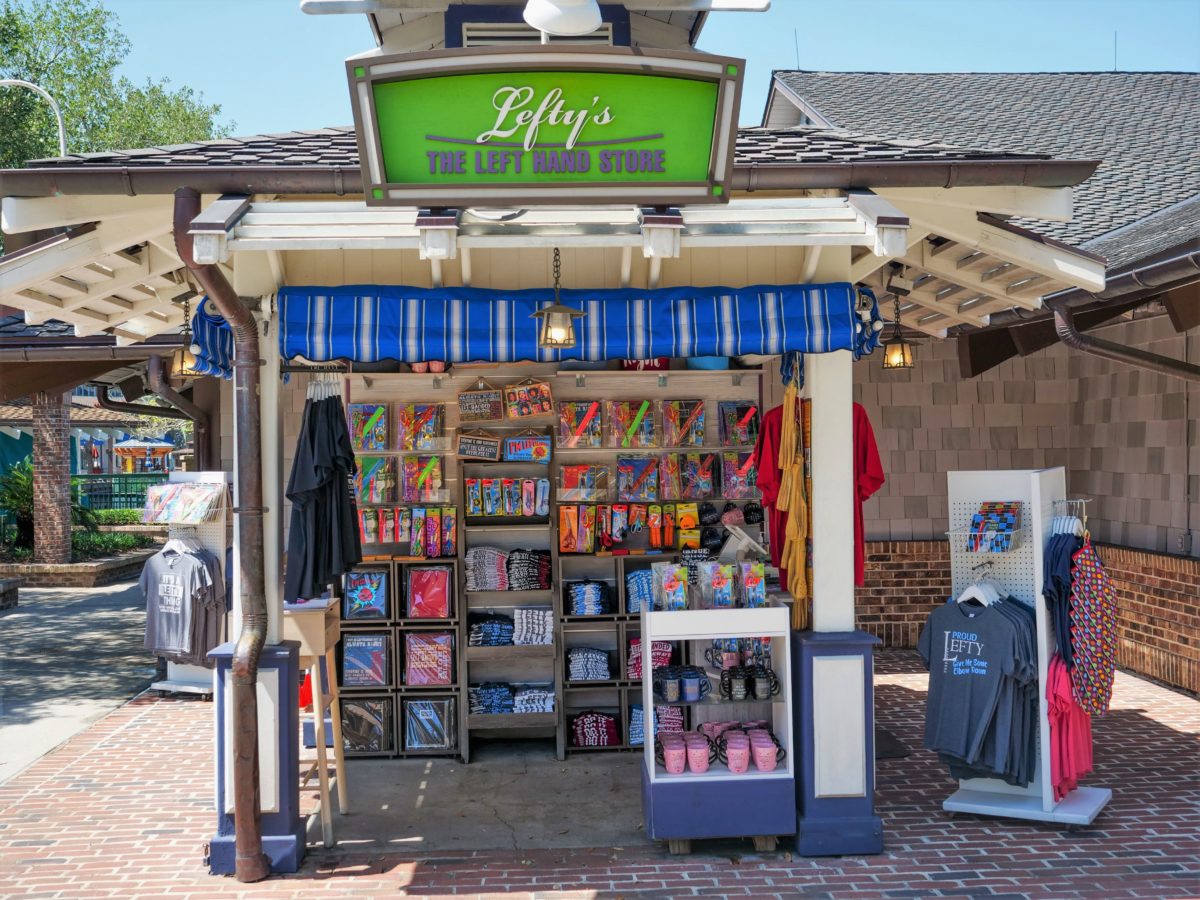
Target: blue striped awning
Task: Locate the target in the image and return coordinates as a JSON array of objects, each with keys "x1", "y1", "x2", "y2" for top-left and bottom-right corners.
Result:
[
  {"x1": 277, "y1": 283, "x2": 881, "y2": 364},
  {"x1": 189, "y1": 298, "x2": 234, "y2": 379}
]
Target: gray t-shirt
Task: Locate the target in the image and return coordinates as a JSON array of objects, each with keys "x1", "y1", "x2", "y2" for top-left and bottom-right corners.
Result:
[
  {"x1": 141, "y1": 550, "x2": 212, "y2": 657},
  {"x1": 918, "y1": 602, "x2": 1018, "y2": 764}
]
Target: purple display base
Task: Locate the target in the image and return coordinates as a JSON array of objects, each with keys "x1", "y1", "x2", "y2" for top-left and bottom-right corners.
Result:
[{"x1": 640, "y1": 759, "x2": 797, "y2": 841}]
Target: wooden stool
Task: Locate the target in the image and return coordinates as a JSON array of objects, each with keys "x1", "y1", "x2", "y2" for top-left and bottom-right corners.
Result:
[{"x1": 284, "y1": 599, "x2": 349, "y2": 847}]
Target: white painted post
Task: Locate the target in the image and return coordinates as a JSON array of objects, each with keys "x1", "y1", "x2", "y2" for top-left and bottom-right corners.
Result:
[{"x1": 259, "y1": 300, "x2": 285, "y2": 644}]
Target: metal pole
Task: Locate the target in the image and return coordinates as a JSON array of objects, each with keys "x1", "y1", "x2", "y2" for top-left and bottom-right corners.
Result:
[{"x1": 0, "y1": 79, "x2": 67, "y2": 156}]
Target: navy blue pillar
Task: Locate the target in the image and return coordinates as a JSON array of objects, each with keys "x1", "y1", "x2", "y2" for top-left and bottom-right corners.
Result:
[
  {"x1": 208, "y1": 641, "x2": 304, "y2": 874},
  {"x1": 792, "y1": 630, "x2": 883, "y2": 856}
]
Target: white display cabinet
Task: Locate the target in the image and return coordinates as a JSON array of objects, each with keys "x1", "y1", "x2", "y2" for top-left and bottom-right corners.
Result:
[{"x1": 639, "y1": 601, "x2": 796, "y2": 852}]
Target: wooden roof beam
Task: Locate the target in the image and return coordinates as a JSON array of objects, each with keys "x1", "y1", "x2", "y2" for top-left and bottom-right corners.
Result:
[{"x1": 903, "y1": 239, "x2": 1044, "y2": 311}]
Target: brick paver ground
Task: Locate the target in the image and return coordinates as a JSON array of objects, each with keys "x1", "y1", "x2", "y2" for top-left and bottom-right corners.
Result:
[{"x1": 1, "y1": 650, "x2": 1196, "y2": 899}]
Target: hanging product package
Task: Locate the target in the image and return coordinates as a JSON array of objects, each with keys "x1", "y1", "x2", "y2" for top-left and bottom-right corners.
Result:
[{"x1": 407, "y1": 565, "x2": 452, "y2": 618}]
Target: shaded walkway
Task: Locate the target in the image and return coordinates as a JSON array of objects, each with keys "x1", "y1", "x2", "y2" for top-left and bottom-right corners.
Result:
[{"x1": 0, "y1": 582, "x2": 155, "y2": 783}]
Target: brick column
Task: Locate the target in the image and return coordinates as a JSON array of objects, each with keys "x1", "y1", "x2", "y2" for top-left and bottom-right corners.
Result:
[{"x1": 32, "y1": 391, "x2": 72, "y2": 564}]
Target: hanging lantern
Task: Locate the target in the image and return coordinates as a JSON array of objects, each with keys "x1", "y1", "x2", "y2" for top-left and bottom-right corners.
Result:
[
  {"x1": 880, "y1": 291, "x2": 915, "y2": 370},
  {"x1": 169, "y1": 293, "x2": 203, "y2": 378},
  {"x1": 532, "y1": 248, "x2": 586, "y2": 350}
]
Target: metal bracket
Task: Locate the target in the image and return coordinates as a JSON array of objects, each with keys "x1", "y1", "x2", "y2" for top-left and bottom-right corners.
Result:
[{"x1": 575, "y1": 373, "x2": 586, "y2": 388}]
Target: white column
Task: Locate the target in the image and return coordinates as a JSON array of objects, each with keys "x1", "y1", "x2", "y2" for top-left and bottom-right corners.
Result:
[
  {"x1": 807, "y1": 245, "x2": 857, "y2": 633},
  {"x1": 259, "y1": 301, "x2": 285, "y2": 645},
  {"x1": 808, "y1": 349, "x2": 855, "y2": 632}
]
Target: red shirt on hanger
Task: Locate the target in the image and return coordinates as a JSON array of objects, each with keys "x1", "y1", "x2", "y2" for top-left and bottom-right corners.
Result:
[{"x1": 753, "y1": 401, "x2": 884, "y2": 587}]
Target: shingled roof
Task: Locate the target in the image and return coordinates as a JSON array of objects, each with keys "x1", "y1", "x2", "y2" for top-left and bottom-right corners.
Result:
[
  {"x1": 21, "y1": 124, "x2": 1052, "y2": 170},
  {"x1": 770, "y1": 71, "x2": 1200, "y2": 262}
]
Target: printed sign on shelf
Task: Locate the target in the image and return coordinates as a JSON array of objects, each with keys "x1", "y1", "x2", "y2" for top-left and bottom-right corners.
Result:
[
  {"x1": 348, "y1": 46, "x2": 744, "y2": 206},
  {"x1": 456, "y1": 430, "x2": 503, "y2": 461},
  {"x1": 458, "y1": 386, "x2": 504, "y2": 422}
]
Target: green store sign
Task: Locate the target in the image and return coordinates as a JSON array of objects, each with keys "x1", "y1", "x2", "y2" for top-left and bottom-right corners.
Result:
[{"x1": 348, "y1": 46, "x2": 744, "y2": 206}]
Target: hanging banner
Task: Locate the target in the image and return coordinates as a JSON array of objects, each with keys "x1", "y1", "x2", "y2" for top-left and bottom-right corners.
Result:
[{"x1": 347, "y1": 45, "x2": 743, "y2": 206}]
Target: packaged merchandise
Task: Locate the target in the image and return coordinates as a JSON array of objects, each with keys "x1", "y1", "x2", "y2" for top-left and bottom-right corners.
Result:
[
  {"x1": 401, "y1": 455, "x2": 444, "y2": 503},
  {"x1": 503, "y1": 433, "x2": 552, "y2": 463},
  {"x1": 721, "y1": 451, "x2": 758, "y2": 499},
  {"x1": 557, "y1": 400, "x2": 603, "y2": 448},
  {"x1": 342, "y1": 697, "x2": 393, "y2": 753},
  {"x1": 396, "y1": 403, "x2": 444, "y2": 451},
  {"x1": 560, "y1": 464, "x2": 609, "y2": 501},
  {"x1": 355, "y1": 456, "x2": 396, "y2": 505},
  {"x1": 660, "y1": 453, "x2": 683, "y2": 501},
  {"x1": 348, "y1": 403, "x2": 389, "y2": 452},
  {"x1": 718, "y1": 401, "x2": 760, "y2": 446},
  {"x1": 425, "y1": 508, "x2": 442, "y2": 558},
  {"x1": 404, "y1": 698, "x2": 456, "y2": 750},
  {"x1": 559, "y1": 504, "x2": 580, "y2": 553},
  {"x1": 739, "y1": 561, "x2": 767, "y2": 607},
  {"x1": 607, "y1": 400, "x2": 659, "y2": 448},
  {"x1": 465, "y1": 478, "x2": 483, "y2": 517},
  {"x1": 681, "y1": 452, "x2": 718, "y2": 499},
  {"x1": 441, "y1": 507, "x2": 457, "y2": 557},
  {"x1": 407, "y1": 565, "x2": 452, "y2": 618},
  {"x1": 617, "y1": 455, "x2": 659, "y2": 502},
  {"x1": 505, "y1": 380, "x2": 554, "y2": 419},
  {"x1": 343, "y1": 570, "x2": 388, "y2": 620},
  {"x1": 662, "y1": 399, "x2": 706, "y2": 448},
  {"x1": 358, "y1": 509, "x2": 379, "y2": 545},
  {"x1": 409, "y1": 507, "x2": 426, "y2": 557},
  {"x1": 652, "y1": 561, "x2": 689, "y2": 611},
  {"x1": 405, "y1": 632, "x2": 454, "y2": 686},
  {"x1": 699, "y1": 561, "x2": 736, "y2": 609},
  {"x1": 377, "y1": 508, "x2": 396, "y2": 544},
  {"x1": 342, "y1": 632, "x2": 390, "y2": 687},
  {"x1": 396, "y1": 507, "x2": 412, "y2": 543}
]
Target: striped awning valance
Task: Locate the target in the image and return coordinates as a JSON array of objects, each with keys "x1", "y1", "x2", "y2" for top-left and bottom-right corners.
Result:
[
  {"x1": 276, "y1": 283, "x2": 881, "y2": 365},
  {"x1": 190, "y1": 299, "x2": 234, "y2": 379}
]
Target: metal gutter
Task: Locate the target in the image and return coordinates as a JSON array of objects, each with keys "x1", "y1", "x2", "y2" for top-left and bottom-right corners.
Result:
[
  {"x1": 1046, "y1": 294, "x2": 1200, "y2": 383},
  {"x1": 96, "y1": 385, "x2": 192, "y2": 420},
  {"x1": 174, "y1": 187, "x2": 271, "y2": 884},
  {"x1": 0, "y1": 344, "x2": 176, "y2": 360},
  {"x1": 146, "y1": 355, "x2": 211, "y2": 470},
  {"x1": 0, "y1": 158, "x2": 1099, "y2": 199}
]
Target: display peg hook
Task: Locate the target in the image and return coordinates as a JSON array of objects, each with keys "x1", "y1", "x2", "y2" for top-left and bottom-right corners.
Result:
[
  {"x1": 657, "y1": 373, "x2": 668, "y2": 388},
  {"x1": 575, "y1": 373, "x2": 586, "y2": 388}
]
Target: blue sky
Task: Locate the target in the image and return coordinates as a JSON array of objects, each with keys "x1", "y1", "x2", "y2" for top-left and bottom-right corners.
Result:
[{"x1": 101, "y1": 0, "x2": 1200, "y2": 136}]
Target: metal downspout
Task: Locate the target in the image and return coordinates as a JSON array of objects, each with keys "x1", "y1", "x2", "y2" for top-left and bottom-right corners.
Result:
[
  {"x1": 145, "y1": 355, "x2": 212, "y2": 470},
  {"x1": 1046, "y1": 296, "x2": 1200, "y2": 383},
  {"x1": 173, "y1": 187, "x2": 271, "y2": 883}
]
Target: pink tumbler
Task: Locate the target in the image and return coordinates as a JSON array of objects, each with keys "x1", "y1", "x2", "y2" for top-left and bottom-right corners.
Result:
[
  {"x1": 663, "y1": 742, "x2": 687, "y2": 775},
  {"x1": 726, "y1": 743, "x2": 751, "y2": 774},
  {"x1": 752, "y1": 739, "x2": 779, "y2": 772}
]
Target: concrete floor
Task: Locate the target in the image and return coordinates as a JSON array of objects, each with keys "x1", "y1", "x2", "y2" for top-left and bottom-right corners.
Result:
[
  {"x1": 329, "y1": 740, "x2": 646, "y2": 852},
  {"x1": 0, "y1": 582, "x2": 156, "y2": 784}
]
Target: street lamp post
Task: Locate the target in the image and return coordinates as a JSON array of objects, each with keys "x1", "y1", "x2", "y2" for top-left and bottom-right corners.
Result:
[{"x1": 0, "y1": 79, "x2": 67, "y2": 156}]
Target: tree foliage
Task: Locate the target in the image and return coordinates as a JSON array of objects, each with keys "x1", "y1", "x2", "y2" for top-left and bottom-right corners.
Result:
[{"x1": 0, "y1": 0, "x2": 233, "y2": 171}]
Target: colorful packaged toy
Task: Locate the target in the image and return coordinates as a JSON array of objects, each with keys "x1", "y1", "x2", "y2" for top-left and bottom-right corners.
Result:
[
  {"x1": 663, "y1": 400, "x2": 705, "y2": 448},
  {"x1": 652, "y1": 561, "x2": 689, "y2": 611},
  {"x1": 718, "y1": 401, "x2": 760, "y2": 446},
  {"x1": 397, "y1": 403, "x2": 444, "y2": 451},
  {"x1": 557, "y1": 400, "x2": 603, "y2": 448},
  {"x1": 616, "y1": 455, "x2": 659, "y2": 502},
  {"x1": 739, "y1": 561, "x2": 767, "y2": 608},
  {"x1": 349, "y1": 403, "x2": 389, "y2": 452},
  {"x1": 722, "y1": 451, "x2": 758, "y2": 499},
  {"x1": 355, "y1": 456, "x2": 395, "y2": 505},
  {"x1": 606, "y1": 400, "x2": 659, "y2": 448}
]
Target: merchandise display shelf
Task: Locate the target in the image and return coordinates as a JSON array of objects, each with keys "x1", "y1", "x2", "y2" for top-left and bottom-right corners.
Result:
[
  {"x1": 464, "y1": 521, "x2": 551, "y2": 533},
  {"x1": 467, "y1": 589, "x2": 554, "y2": 603},
  {"x1": 394, "y1": 617, "x2": 459, "y2": 628},
  {"x1": 466, "y1": 644, "x2": 555, "y2": 661},
  {"x1": 564, "y1": 679, "x2": 625, "y2": 689},
  {"x1": 639, "y1": 601, "x2": 796, "y2": 846},
  {"x1": 467, "y1": 712, "x2": 557, "y2": 729},
  {"x1": 396, "y1": 683, "x2": 459, "y2": 693}
]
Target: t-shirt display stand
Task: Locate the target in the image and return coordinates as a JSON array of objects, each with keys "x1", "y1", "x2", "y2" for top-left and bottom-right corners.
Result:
[
  {"x1": 943, "y1": 467, "x2": 1111, "y2": 825},
  {"x1": 150, "y1": 471, "x2": 232, "y2": 696}
]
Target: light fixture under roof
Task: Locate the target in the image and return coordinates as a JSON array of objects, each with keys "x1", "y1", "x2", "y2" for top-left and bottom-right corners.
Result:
[{"x1": 523, "y1": 0, "x2": 602, "y2": 37}]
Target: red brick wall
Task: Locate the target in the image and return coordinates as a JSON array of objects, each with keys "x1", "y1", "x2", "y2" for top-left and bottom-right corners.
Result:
[
  {"x1": 32, "y1": 392, "x2": 71, "y2": 565},
  {"x1": 1100, "y1": 545, "x2": 1199, "y2": 695},
  {"x1": 855, "y1": 540, "x2": 1200, "y2": 694},
  {"x1": 856, "y1": 541, "x2": 951, "y2": 648}
]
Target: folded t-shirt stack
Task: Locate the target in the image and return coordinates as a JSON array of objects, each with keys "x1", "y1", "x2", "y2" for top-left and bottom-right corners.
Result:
[
  {"x1": 655, "y1": 705, "x2": 684, "y2": 733},
  {"x1": 506, "y1": 549, "x2": 552, "y2": 591},
  {"x1": 629, "y1": 704, "x2": 647, "y2": 746},
  {"x1": 566, "y1": 580, "x2": 611, "y2": 616},
  {"x1": 468, "y1": 612, "x2": 515, "y2": 646},
  {"x1": 466, "y1": 547, "x2": 509, "y2": 592},
  {"x1": 625, "y1": 569, "x2": 654, "y2": 614},
  {"x1": 469, "y1": 682, "x2": 515, "y2": 714},
  {"x1": 572, "y1": 710, "x2": 620, "y2": 747},
  {"x1": 513, "y1": 686, "x2": 555, "y2": 713},
  {"x1": 514, "y1": 607, "x2": 554, "y2": 645},
  {"x1": 567, "y1": 646, "x2": 611, "y2": 682},
  {"x1": 627, "y1": 638, "x2": 672, "y2": 680}
]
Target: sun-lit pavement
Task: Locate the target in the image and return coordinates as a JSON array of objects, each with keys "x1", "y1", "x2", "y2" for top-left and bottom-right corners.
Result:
[
  {"x1": 0, "y1": 649, "x2": 1196, "y2": 898},
  {"x1": 0, "y1": 581, "x2": 156, "y2": 784}
]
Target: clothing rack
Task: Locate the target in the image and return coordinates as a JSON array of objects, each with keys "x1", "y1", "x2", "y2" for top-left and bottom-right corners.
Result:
[
  {"x1": 149, "y1": 471, "x2": 233, "y2": 696},
  {"x1": 943, "y1": 468, "x2": 1111, "y2": 826}
]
